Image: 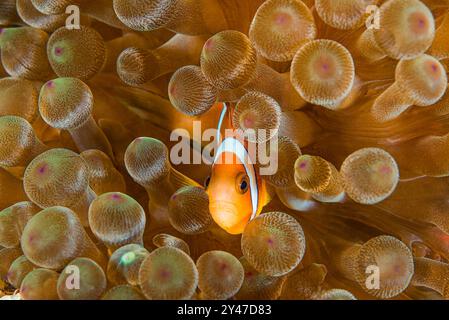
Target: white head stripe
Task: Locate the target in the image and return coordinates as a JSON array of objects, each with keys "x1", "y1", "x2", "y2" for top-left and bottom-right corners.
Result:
[
  {"x1": 216, "y1": 103, "x2": 228, "y2": 143},
  {"x1": 214, "y1": 137, "x2": 259, "y2": 219}
]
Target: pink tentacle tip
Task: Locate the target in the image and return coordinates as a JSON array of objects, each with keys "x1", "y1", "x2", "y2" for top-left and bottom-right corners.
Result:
[
  {"x1": 37, "y1": 164, "x2": 48, "y2": 174},
  {"x1": 54, "y1": 47, "x2": 64, "y2": 56},
  {"x1": 111, "y1": 193, "x2": 122, "y2": 200}
]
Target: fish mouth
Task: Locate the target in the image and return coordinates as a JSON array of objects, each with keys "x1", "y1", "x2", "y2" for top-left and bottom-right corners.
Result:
[
  {"x1": 209, "y1": 201, "x2": 240, "y2": 225},
  {"x1": 209, "y1": 200, "x2": 239, "y2": 213},
  {"x1": 209, "y1": 201, "x2": 250, "y2": 234}
]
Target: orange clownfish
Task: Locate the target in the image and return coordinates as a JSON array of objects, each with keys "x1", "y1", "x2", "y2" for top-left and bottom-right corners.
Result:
[{"x1": 205, "y1": 103, "x2": 271, "y2": 235}]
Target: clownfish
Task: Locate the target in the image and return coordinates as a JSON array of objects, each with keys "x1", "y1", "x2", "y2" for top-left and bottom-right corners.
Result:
[{"x1": 205, "y1": 103, "x2": 271, "y2": 235}]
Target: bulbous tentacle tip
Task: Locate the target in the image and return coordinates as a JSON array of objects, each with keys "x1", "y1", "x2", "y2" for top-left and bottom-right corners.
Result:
[
  {"x1": 291, "y1": 39, "x2": 355, "y2": 109},
  {"x1": 0, "y1": 247, "x2": 23, "y2": 281},
  {"x1": 57, "y1": 257, "x2": 106, "y2": 300},
  {"x1": 294, "y1": 155, "x2": 332, "y2": 193},
  {"x1": 263, "y1": 136, "x2": 301, "y2": 188},
  {"x1": 20, "y1": 268, "x2": 59, "y2": 300},
  {"x1": 39, "y1": 78, "x2": 93, "y2": 130},
  {"x1": 0, "y1": 116, "x2": 43, "y2": 168},
  {"x1": 241, "y1": 212, "x2": 306, "y2": 277},
  {"x1": 0, "y1": 77, "x2": 39, "y2": 123},
  {"x1": 279, "y1": 263, "x2": 328, "y2": 299},
  {"x1": 249, "y1": 0, "x2": 316, "y2": 61},
  {"x1": 113, "y1": 0, "x2": 178, "y2": 31},
  {"x1": 233, "y1": 91, "x2": 282, "y2": 144},
  {"x1": 153, "y1": 233, "x2": 190, "y2": 256},
  {"x1": 340, "y1": 148, "x2": 399, "y2": 204},
  {"x1": 395, "y1": 54, "x2": 448, "y2": 106},
  {"x1": 318, "y1": 289, "x2": 357, "y2": 300},
  {"x1": 101, "y1": 285, "x2": 146, "y2": 300},
  {"x1": 31, "y1": 0, "x2": 85, "y2": 15},
  {"x1": 7, "y1": 255, "x2": 37, "y2": 289},
  {"x1": 294, "y1": 154, "x2": 344, "y2": 203},
  {"x1": 139, "y1": 247, "x2": 198, "y2": 300},
  {"x1": 107, "y1": 244, "x2": 149, "y2": 287},
  {"x1": 124, "y1": 137, "x2": 171, "y2": 187},
  {"x1": 117, "y1": 47, "x2": 159, "y2": 86},
  {"x1": 200, "y1": 30, "x2": 257, "y2": 90},
  {"x1": 0, "y1": 201, "x2": 40, "y2": 249},
  {"x1": 373, "y1": 0, "x2": 435, "y2": 60},
  {"x1": 355, "y1": 235, "x2": 414, "y2": 299},
  {"x1": 372, "y1": 54, "x2": 447, "y2": 122},
  {"x1": 80, "y1": 149, "x2": 126, "y2": 194},
  {"x1": 17, "y1": 0, "x2": 67, "y2": 32},
  {"x1": 0, "y1": 27, "x2": 52, "y2": 80},
  {"x1": 23, "y1": 148, "x2": 90, "y2": 209},
  {"x1": 315, "y1": 0, "x2": 379, "y2": 30},
  {"x1": 168, "y1": 186, "x2": 213, "y2": 235},
  {"x1": 20, "y1": 206, "x2": 98, "y2": 270},
  {"x1": 168, "y1": 65, "x2": 217, "y2": 116},
  {"x1": 235, "y1": 256, "x2": 286, "y2": 300},
  {"x1": 88, "y1": 192, "x2": 146, "y2": 251},
  {"x1": 47, "y1": 26, "x2": 106, "y2": 80},
  {"x1": 197, "y1": 250, "x2": 244, "y2": 300}
]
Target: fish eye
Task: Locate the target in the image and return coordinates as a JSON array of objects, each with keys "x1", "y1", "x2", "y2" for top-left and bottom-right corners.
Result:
[
  {"x1": 204, "y1": 175, "x2": 211, "y2": 188},
  {"x1": 236, "y1": 173, "x2": 250, "y2": 194}
]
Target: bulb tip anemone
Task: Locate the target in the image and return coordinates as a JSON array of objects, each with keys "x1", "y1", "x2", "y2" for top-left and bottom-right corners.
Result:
[
  {"x1": 88, "y1": 192, "x2": 146, "y2": 250},
  {"x1": 113, "y1": 0, "x2": 177, "y2": 31},
  {"x1": 340, "y1": 148, "x2": 399, "y2": 204},
  {"x1": 241, "y1": 212, "x2": 306, "y2": 276},
  {"x1": 396, "y1": 54, "x2": 447, "y2": 106},
  {"x1": 200, "y1": 30, "x2": 257, "y2": 90},
  {"x1": 319, "y1": 289, "x2": 357, "y2": 300},
  {"x1": 23, "y1": 148, "x2": 89, "y2": 208},
  {"x1": 168, "y1": 65, "x2": 218, "y2": 116},
  {"x1": 153, "y1": 233, "x2": 190, "y2": 256},
  {"x1": 0, "y1": 116, "x2": 39, "y2": 167},
  {"x1": 20, "y1": 268, "x2": 59, "y2": 300},
  {"x1": 39, "y1": 77, "x2": 93, "y2": 130},
  {"x1": 294, "y1": 155, "x2": 332, "y2": 193},
  {"x1": 263, "y1": 136, "x2": 301, "y2": 188},
  {"x1": 117, "y1": 47, "x2": 158, "y2": 85},
  {"x1": 249, "y1": 0, "x2": 316, "y2": 61},
  {"x1": 124, "y1": 137, "x2": 171, "y2": 187},
  {"x1": 197, "y1": 250, "x2": 244, "y2": 300},
  {"x1": 373, "y1": 0, "x2": 435, "y2": 60},
  {"x1": 315, "y1": 0, "x2": 379, "y2": 30},
  {"x1": 168, "y1": 186, "x2": 213, "y2": 235},
  {"x1": 107, "y1": 244, "x2": 149, "y2": 286},
  {"x1": 138, "y1": 247, "x2": 198, "y2": 300},
  {"x1": 57, "y1": 257, "x2": 107, "y2": 300},
  {"x1": 31, "y1": 0, "x2": 78, "y2": 15},
  {"x1": 101, "y1": 285, "x2": 146, "y2": 300},
  {"x1": 232, "y1": 91, "x2": 282, "y2": 144},
  {"x1": 355, "y1": 235, "x2": 414, "y2": 299},
  {"x1": 47, "y1": 26, "x2": 106, "y2": 80},
  {"x1": 20, "y1": 206, "x2": 86, "y2": 270},
  {"x1": 0, "y1": 77, "x2": 39, "y2": 122},
  {"x1": 291, "y1": 39, "x2": 355, "y2": 109}
]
